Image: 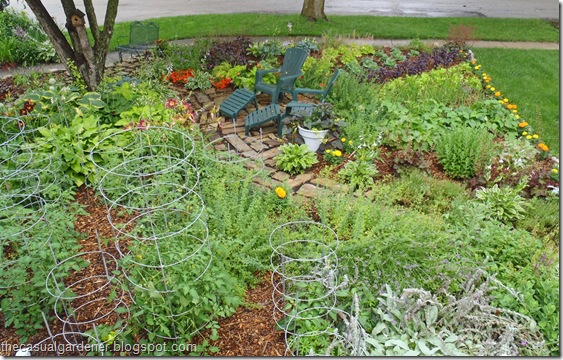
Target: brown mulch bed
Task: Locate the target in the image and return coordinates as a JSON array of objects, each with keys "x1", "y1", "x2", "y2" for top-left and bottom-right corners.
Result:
[{"x1": 194, "y1": 272, "x2": 287, "y2": 356}]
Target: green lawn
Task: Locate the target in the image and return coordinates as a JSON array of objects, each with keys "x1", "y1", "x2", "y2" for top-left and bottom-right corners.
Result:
[
  {"x1": 109, "y1": 14, "x2": 558, "y2": 50},
  {"x1": 471, "y1": 48, "x2": 559, "y2": 154}
]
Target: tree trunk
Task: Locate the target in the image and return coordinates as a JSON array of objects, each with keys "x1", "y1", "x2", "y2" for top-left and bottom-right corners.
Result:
[
  {"x1": 301, "y1": 0, "x2": 327, "y2": 21},
  {"x1": 24, "y1": 0, "x2": 119, "y2": 90}
]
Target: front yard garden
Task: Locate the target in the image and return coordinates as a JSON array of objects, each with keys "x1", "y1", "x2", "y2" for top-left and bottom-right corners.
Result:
[{"x1": 0, "y1": 34, "x2": 559, "y2": 356}]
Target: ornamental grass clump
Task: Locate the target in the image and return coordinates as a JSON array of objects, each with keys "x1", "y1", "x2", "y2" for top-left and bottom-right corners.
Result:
[{"x1": 435, "y1": 127, "x2": 495, "y2": 179}]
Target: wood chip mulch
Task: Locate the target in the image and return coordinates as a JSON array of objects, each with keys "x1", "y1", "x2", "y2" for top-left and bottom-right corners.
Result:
[{"x1": 194, "y1": 272, "x2": 288, "y2": 356}]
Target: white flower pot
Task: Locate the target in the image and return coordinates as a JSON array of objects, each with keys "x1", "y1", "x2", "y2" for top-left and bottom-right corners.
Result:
[{"x1": 298, "y1": 126, "x2": 328, "y2": 152}]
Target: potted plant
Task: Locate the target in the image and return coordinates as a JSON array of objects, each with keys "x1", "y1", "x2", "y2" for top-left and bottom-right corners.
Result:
[{"x1": 292, "y1": 103, "x2": 347, "y2": 152}]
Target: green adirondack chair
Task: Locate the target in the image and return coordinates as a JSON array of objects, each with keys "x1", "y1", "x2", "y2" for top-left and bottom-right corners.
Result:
[
  {"x1": 253, "y1": 47, "x2": 309, "y2": 104},
  {"x1": 285, "y1": 69, "x2": 342, "y2": 116}
]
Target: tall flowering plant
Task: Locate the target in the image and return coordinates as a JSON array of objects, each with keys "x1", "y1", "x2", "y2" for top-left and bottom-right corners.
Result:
[{"x1": 165, "y1": 98, "x2": 197, "y2": 128}]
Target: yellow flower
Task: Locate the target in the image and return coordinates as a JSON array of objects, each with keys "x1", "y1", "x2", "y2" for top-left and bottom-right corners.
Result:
[
  {"x1": 341, "y1": 137, "x2": 346, "y2": 142},
  {"x1": 348, "y1": 140, "x2": 353, "y2": 145},
  {"x1": 538, "y1": 143, "x2": 549, "y2": 152},
  {"x1": 325, "y1": 149, "x2": 331, "y2": 153},
  {"x1": 486, "y1": 84, "x2": 491, "y2": 89},
  {"x1": 526, "y1": 135, "x2": 533, "y2": 140},
  {"x1": 515, "y1": 115, "x2": 520, "y2": 120},
  {"x1": 275, "y1": 187, "x2": 287, "y2": 199},
  {"x1": 490, "y1": 87, "x2": 495, "y2": 91},
  {"x1": 333, "y1": 150, "x2": 342, "y2": 157},
  {"x1": 494, "y1": 91, "x2": 501, "y2": 97},
  {"x1": 533, "y1": 134, "x2": 539, "y2": 139},
  {"x1": 482, "y1": 73, "x2": 487, "y2": 77},
  {"x1": 522, "y1": 131, "x2": 528, "y2": 135},
  {"x1": 551, "y1": 168, "x2": 558, "y2": 174},
  {"x1": 471, "y1": 59, "x2": 477, "y2": 65},
  {"x1": 512, "y1": 110, "x2": 518, "y2": 113},
  {"x1": 503, "y1": 98, "x2": 509, "y2": 103}
]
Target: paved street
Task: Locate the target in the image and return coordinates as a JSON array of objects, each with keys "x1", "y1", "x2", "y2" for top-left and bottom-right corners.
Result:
[{"x1": 10, "y1": 0, "x2": 559, "y2": 25}]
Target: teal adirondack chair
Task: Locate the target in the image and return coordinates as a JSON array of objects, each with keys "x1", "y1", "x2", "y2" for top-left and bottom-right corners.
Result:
[
  {"x1": 253, "y1": 47, "x2": 309, "y2": 105},
  {"x1": 285, "y1": 69, "x2": 342, "y2": 116}
]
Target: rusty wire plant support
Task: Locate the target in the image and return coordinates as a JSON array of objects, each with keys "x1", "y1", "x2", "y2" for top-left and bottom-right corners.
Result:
[{"x1": 90, "y1": 126, "x2": 212, "y2": 340}]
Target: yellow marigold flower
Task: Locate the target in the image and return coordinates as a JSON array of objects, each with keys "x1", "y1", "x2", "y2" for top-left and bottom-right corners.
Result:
[
  {"x1": 522, "y1": 131, "x2": 528, "y2": 135},
  {"x1": 482, "y1": 73, "x2": 487, "y2": 77},
  {"x1": 512, "y1": 110, "x2": 517, "y2": 113},
  {"x1": 486, "y1": 84, "x2": 491, "y2": 89},
  {"x1": 490, "y1": 87, "x2": 495, "y2": 91},
  {"x1": 515, "y1": 115, "x2": 520, "y2": 120},
  {"x1": 552, "y1": 168, "x2": 559, "y2": 174},
  {"x1": 503, "y1": 98, "x2": 509, "y2": 103},
  {"x1": 325, "y1": 149, "x2": 331, "y2": 153},
  {"x1": 275, "y1": 187, "x2": 287, "y2": 199},
  {"x1": 494, "y1": 91, "x2": 501, "y2": 97},
  {"x1": 333, "y1": 150, "x2": 342, "y2": 157},
  {"x1": 341, "y1": 137, "x2": 346, "y2": 142},
  {"x1": 471, "y1": 59, "x2": 477, "y2": 65},
  {"x1": 498, "y1": 100, "x2": 504, "y2": 104},
  {"x1": 526, "y1": 135, "x2": 533, "y2": 140},
  {"x1": 533, "y1": 134, "x2": 539, "y2": 139},
  {"x1": 518, "y1": 122, "x2": 528, "y2": 128},
  {"x1": 538, "y1": 143, "x2": 549, "y2": 152}
]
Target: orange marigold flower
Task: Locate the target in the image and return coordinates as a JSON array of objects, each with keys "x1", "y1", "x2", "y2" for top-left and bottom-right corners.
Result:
[
  {"x1": 494, "y1": 91, "x2": 501, "y2": 97},
  {"x1": 538, "y1": 143, "x2": 549, "y2": 152},
  {"x1": 275, "y1": 187, "x2": 287, "y2": 199},
  {"x1": 518, "y1": 122, "x2": 528, "y2": 128}
]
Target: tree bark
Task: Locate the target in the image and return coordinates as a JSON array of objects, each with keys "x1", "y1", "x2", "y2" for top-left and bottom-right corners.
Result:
[
  {"x1": 301, "y1": 0, "x2": 327, "y2": 21},
  {"x1": 24, "y1": 0, "x2": 119, "y2": 90}
]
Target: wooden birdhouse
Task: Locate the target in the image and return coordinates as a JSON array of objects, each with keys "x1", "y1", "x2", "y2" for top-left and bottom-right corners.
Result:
[{"x1": 69, "y1": 9, "x2": 86, "y2": 27}]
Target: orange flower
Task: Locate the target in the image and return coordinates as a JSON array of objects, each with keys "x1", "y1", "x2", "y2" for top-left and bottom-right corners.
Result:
[
  {"x1": 494, "y1": 91, "x2": 501, "y2": 97},
  {"x1": 538, "y1": 143, "x2": 549, "y2": 152},
  {"x1": 518, "y1": 122, "x2": 528, "y2": 128}
]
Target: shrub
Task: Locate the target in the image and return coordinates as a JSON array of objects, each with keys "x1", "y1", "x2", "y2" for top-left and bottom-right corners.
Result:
[
  {"x1": 435, "y1": 127, "x2": 495, "y2": 179},
  {"x1": 275, "y1": 143, "x2": 318, "y2": 175},
  {"x1": 0, "y1": 8, "x2": 58, "y2": 66}
]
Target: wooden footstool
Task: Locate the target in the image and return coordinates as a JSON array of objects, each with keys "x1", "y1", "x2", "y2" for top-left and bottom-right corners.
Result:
[
  {"x1": 219, "y1": 88, "x2": 257, "y2": 121},
  {"x1": 245, "y1": 104, "x2": 283, "y2": 137}
]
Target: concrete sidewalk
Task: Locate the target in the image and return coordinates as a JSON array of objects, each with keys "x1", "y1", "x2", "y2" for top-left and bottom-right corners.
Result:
[{"x1": 0, "y1": 37, "x2": 559, "y2": 79}]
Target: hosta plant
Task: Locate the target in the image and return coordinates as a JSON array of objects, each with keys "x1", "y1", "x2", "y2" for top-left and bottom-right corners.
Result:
[
  {"x1": 275, "y1": 143, "x2": 318, "y2": 175},
  {"x1": 474, "y1": 181, "x2": 529, "y2": 225}
]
